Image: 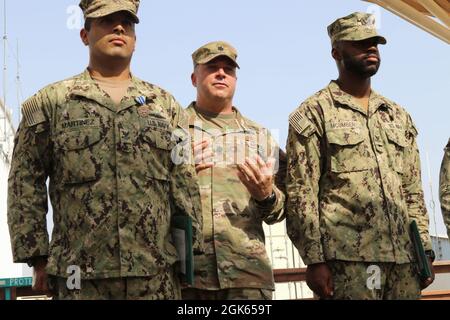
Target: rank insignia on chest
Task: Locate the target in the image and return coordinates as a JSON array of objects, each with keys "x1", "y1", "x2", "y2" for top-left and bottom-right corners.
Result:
[{"x1": 138, "y1": 105, "x2": 151, "y2": 118}]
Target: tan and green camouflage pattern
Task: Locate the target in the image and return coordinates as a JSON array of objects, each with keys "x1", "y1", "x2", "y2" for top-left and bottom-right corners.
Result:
[
  {"x1": 182, "y1": 287, "x2": 272, "y2": 300},
  {"x1": 184, "y1": 103, "x2": 285, "y2": 291},
  {"x1": 48, "y1": 269, "x2": 180, "y2": 300},
  {"x1": 327, "y1": 12, "x2": 386, "y2": 44},
  {"x1": 440, "y1": 138, "x2": 450, "y2": 235},
  {"x1": 8, "y1": 70, "x2": 203, "y2": 282},
  {"x1": 192, "y1": 41, "x2": 240, "y2": 68},
  {"x1": 286, "y1": 81, "x2": 431, "y2": 266},
  {"x1": 79, "y1": 0, "x2": 140, "y2": 23},
  {"x1": 327, "y1": 261, "x2": 421, "y2": 300}
]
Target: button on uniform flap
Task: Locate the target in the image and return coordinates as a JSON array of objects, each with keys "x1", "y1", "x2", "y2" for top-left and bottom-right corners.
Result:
[
  {"x1": 385, "y1": 128, "x2": 407, "y2": 148},
  {"x1": 327, "y1": 129, "x2": 374, "y2": 173},
  {"x1": 384, "y1": 127, "x2": 407, "y2": 174}
]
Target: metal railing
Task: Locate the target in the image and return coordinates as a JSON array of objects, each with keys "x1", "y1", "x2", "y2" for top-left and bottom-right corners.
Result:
[{"x1": 273, "y1": 260, "x2": 450, "y2": 300}]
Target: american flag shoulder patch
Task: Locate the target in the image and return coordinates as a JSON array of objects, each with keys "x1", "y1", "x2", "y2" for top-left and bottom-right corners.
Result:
[
  {"x1": 22, "y1": 96, "x2": 46, "y2": 127},
  {"x1": 289, "y1": 109, "x2": 314, "y2": 137}
]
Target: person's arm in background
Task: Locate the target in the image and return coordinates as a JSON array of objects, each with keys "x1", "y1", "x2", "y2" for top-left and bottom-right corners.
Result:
[
  {"x1": 439, "y1": 138, "x2": 450, "y2": 237},
  {"x1": 286, "y1": 104, "x2": 333, "y2": 298}
]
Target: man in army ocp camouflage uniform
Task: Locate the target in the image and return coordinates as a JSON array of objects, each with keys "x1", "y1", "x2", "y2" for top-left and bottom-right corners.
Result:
[
  {"x1": 286, "y1": 12, "x2": 434, "y2": 299},
  {"x1": 440, "y1": 139, "x2": 450, "y2": 235},
  {"x1": 7, "y1": 0, "x2": 203, "y2": 300},
  {"x1": 181, "y1": 41, "x2": 286, "y2": 300}
]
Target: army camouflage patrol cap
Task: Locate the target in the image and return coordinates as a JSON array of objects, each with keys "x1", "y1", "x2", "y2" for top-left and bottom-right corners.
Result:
[
  {"x1": 327, "y1": 12, "x2": 386, "y2": 45},
  {"x1": 79, "y1": 0, "x2": 140, "y2": 23},
  {"x1": 192, "y1": 41, "x2": 240, "y2": 69}
]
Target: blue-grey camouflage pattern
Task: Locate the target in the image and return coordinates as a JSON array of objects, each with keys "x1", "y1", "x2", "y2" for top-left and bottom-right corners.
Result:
[{"x1": 7, "y1": 70, "x2": 203, "y2": 282}]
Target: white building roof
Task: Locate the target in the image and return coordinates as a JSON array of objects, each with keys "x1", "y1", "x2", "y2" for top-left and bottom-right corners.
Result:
[{"x1": 363, "y1": 0, "x2": 450, "y2": 44}]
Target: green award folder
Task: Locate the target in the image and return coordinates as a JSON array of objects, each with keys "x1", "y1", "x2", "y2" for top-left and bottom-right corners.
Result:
[
  {"x1": 410, "y1": 220, "x2": 432, "y2": 280},
  {"x1": 171, "y1": 215, "x2": 194, "y2": 285}
]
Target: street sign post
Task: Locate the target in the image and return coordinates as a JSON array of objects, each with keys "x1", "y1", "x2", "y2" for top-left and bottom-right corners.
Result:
[{"x1": 0, "y1": 277, "x2": 33, "y2": 300}]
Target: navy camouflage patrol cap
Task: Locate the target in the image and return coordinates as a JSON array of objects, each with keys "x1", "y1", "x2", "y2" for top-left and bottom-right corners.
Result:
[
  {"x1": 327, "y1": 12, "x2": 387, "y2": 45},
  {"x1": 79, "y1": 0, "x2": 140, "y2": 23}
]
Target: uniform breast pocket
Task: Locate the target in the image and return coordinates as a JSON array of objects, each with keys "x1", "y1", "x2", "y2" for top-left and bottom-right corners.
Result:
[
  {"x1": 385, "y1": 129, "x2": 407, "y2": 174},
  {"x1": 327, "y1": 130, "x2": 375, "y2": 173},
  {"x1": 55, "y1": 128, "x2": 103, "y2": 184},
  {"x1": 141, "y1": 127, "x2": 175, "y2": 181}
]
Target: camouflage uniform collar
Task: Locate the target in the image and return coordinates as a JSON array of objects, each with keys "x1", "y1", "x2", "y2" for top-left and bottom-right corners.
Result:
[
  {"x1": 185, "y1": 102, "x2": 199, "y2": 127},
  {"x1": 233, "y1": 106, "x2": 256, "y2": 131},
  {"x1": 368, "y1": 89, "x2": 393, "y2": 113},
  {"x1": 327, "y1": 80, "x2": 365, "y2": 114},
  {"x1": 68, "y1": 69, "x2": 153, "y2": 113},
  {"x1": 328, "y1": 80, "x2": 391, "y2": 116}
]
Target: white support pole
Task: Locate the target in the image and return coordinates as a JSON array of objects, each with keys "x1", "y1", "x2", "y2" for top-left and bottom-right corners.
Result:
[
  {"x1": 2, "y1": 0, "x2": 7, "y2": 141},
  {"x1": 16, "y1": 39, "x2": 20, "y2": 124}
]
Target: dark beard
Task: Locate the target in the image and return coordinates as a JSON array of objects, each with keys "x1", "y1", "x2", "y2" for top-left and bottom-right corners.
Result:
[{"x1": 342, "y1": 52, "x2": 380, "y2": 78}]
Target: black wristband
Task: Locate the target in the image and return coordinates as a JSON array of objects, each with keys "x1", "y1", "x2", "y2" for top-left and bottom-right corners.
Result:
[
  {"x1": 26, "y1": 256, "x2": 48, "y2": 268},
  {"x1": 425, "y1": 250, "x2": 436, "y2": 263},
  {"x1": 26, "y1": 257, "x2": 37, "y2": 268},
  {"x1": 255, "y1": 191, "x2": 276, "y2": 207}
]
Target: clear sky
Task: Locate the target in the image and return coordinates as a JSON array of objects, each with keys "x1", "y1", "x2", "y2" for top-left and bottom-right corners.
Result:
[{"x1": 1, "y1": 0, "x2": 449, "y2": 235}]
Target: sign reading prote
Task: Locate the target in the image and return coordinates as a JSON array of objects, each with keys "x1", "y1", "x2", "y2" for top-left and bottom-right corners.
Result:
[{"x1": 0, "y1": 277, "x2": 33, "y2": 288}]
